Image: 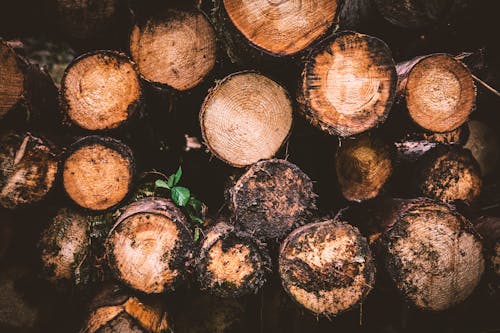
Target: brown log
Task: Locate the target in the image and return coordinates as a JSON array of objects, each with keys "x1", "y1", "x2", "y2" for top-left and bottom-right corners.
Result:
[
  {"x1": 396, "y1": 53, "x2": 475, "y2": 133},
  {"x1": 278, "y1": 219, "x2": 375, "y2": 317},
  {"x1": 130, "y1": 8, "x2": 216, "y2": 91},
  {"x1": 464, "y1": 120, "x2": 499, "y2": 178},
  {"x1": 381, "y1": 198, "x2": 484, "y2": 311},
  {"x1": 60, "y1": 51, "x2": 142, "y2": 131},
  {"x1": 474, "y1": 216, "x2": 500, "y2": 279},
  {"x1": 200, "y1": 72, "x2": 293, "y2": 167},
  {"x1": 62, "y1": 136, "x2": 134, "y2": 211},
  {"x1": 298, "y1": 31, "x2": 397, "y2": 137},
  {"x1": 336, "y1": 134, "x2": 393, "y2": 201},
  {"x1": 228, "y1": 159, "x2": 316, "y2": 240},
  {"x1": 195, "y1": 221, "x2": 270, "y2": 297},
  {"x1": 105, "y1": 198, "x2": 194, "y2": 294},
  {"x1": 0, "y1": 132, "x2": 58, "y2": 209}
]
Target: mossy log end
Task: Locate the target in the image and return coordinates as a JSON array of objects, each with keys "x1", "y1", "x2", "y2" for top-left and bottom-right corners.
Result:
[
  {"x1": 279, "y1": 219, "x2": 375, "y2": 317},
  {"x1": 106, "y1": 198, "x2": 194, "y2": 294}
]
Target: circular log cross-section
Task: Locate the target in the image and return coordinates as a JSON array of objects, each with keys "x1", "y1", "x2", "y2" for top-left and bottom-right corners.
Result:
[
  {"x1": 39, "y1": 208, "x2": 90, "y2": 284},
  {"x1": 279, "y1": 220, "x2": 375, "y2": 317},
  {"x1": 298, "y1": 31, "x2": 397, "y2": 136},
  {"x1": 382, "y1": 199, "x2": 484, "y2": 311},
  {"x1": 130, "y1": 8, "x2": 216, "y2": 91},
  {"x1": 336, "y1": 134, "x2": 392, "y2": 201},
  {"x1": 0, "y1": 41, "x2": 25, "y2": 119},
  {"x1": 0, "y1": 132, "x2": 58, "y2": 209},
  {"x1": 60, "y1": 51, "x2": 141, "y2": 130},
  {"x1": 229, "y1": 159, "x2": 316, "y2": 240},
  {"x1": 397, "y1": 54, "x2": 475, "y2": 133},
  {"x1": 417, "y1": 146, "x2": 481, "y2": 204},
  {"x1": 200, "y1": 72, "x2": 293, "y2": 167},
  {"x1": 106, "y1": 198, "x2": 194, "y2": 294},
  {"x1": 62, "y1": 136, "x2": 134, "y2": 211},
  {"x1": 464, "y1": 120, "x2": 499, "y2": 178},
  {"x1": 195, "y1": 222, "x2": 270, "y2": 297},
  {"x1": 223, "y1": 0, "x2": 339, "y2": 56}
]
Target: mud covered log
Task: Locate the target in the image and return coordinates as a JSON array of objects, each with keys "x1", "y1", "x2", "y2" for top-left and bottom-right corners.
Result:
[
  {"x1": 0, "y1": 40, "x2": 57, "y2": 125},
  {"x1": 195, "y1": 221, "x2": 270, "y2": 297},
  {"x1": 105, "y1": 198, "x2": 194, "y2": 294},
  {"x1": 416, "y1": 146, "x2": 481, "y2": 204},
  {"x1": 298, "y1": 31, "x2": 397, "y2": 137},
  {"x1": 464, "y1": 120, "x2": 499, "y2": 178},
  {"x1": 381, "y1": 198, "x2": 484, "y2": 311},
  {"x1": 129, "y1": 8, "x2": 216, "y2": 91},
  {"x1": 60, "y1": 51, "x2": 142, "y2": 131},
  {"x1": 200, "y1": 72, "x2": 292, "y2": 167},
  {"x1": 396, "y1": 53, "x2": 475, "y2": 133},
  {"x1": 62, "y1": 136, "x2": 134, "y2": 211},
  {"x1": 39, "y1": 208, "x2": 91, "y2": 284},
  {"x1": 0, "y1": 132, "x2": 58, "y2": 209},
  {"x1": 228, "y1": 159, "x2": 316, "y2": 240},
  {"x1": 474, "y1": 216, "x2": 500, "y2": 279},
  {"x1": 279, "y1": 219, "x2": 375, "y2": 317},
  {"x1": 81, "y1": 284, "x2": 170, "y2": 333},
  {"x1": 336, "y1": 134, "x2": 393, "y2": 201}
]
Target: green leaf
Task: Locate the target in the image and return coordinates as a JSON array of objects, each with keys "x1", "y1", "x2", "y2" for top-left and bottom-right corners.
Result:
[
  {"x1": 167, "y1": 175, "x2": 175, "y2": 188},
  {"x1": 155, "y1": 179, "x2": 170, "y2": 189},
  {"x1": 190, "y1": 216, "x2": 204, "y2": 224},
  {"x1": 188, "y1": 196, "x2": 203, "y2": 213},
  {"x1": 193, "y1": 227, "x2": 200, "y2": 242},
  {"x1": 173, "y1": 166, "x2": 182, "y2": 185},
  {"x1": 171, "y1": 186, "x2": 190, "y2": 206}
]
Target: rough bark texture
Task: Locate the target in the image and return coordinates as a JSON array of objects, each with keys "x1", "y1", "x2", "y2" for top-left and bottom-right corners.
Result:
[
  {"x1": 62, "y1": 136, "x2": 135, "y2": 211},
  {"x1": 195, "y1": 221, "x2": 270, "y2": 297},
  {"x1": 228, "y1": 159, "x2": 316, "y2": 240},
  {"x1": 200, "y1": 71, "x2": 293, "y2": 167},
  {"x1": 0, "y1": 131, "x2": 58, "y2": 209},
  {"x1": 298, "y1": 31, "x2": 397, "y2": 137},
  {"x1": 106, "y1": 198, "x2": 194, "y2": 294},
  {"x1": 464, "y1": 120, "x2": 499, "y2": 178},
  {"x1": 130, "y1": 8, "x2": 216, "y2": 91},
  {"x1": 336, "y1": 134, "x2": 393, "y2": 201},
  {"x1": 60, "y1": 50, "x2": 142, "y2": 131},
  {"x1": 396, "y1": 53, "x2": 476, "y2": 133},
  {"x1": 381, "y1": 198, "x2": 484, "y2": 311},
  {"x1": 279, "y1": 219, "x2": 375, "y2": 317}
]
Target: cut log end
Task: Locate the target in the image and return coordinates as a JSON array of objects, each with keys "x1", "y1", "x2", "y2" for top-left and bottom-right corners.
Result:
[
  {"x1": 106, "y1": 198, "x2": 194, "y2": 294},
  {"x1": 61, "y1": 51, "x2": 141, "y2": 130},
  {"x1": 229, "y1": 159, "x2": 316, "y2": 240},
  {"x1": 0, "y1": 41, "x2": 25, "y2": 118},
  {"x1": 63, "y1": 136, "x2": 134, "y2": 211},
  {"x1": 130, "y1": 9, "x2": 216, "y2": 91},
  {"x1": 403, "y1": 54, "x2": 475, "y2": 133},
  {"x1": 279, "y1": 220, "x2": 375, "y2": 317},
  {"x1": 418, "y1": 146, "x2": 481, "y2": 204},
  {"x1": 196, "y1": 222, "x2": 270, "y2": 297},
  {"x1": 0, "y1": 132, "x2": 58, "y2": 209},
  {"x1": 299, "y1": 31, "x2": 397, "y2": 136},
  {"x1": 464, "y1": 120, "x2": 499, "y2": 178},
  {"x1": 336, "y1": 134, "x2": 392, "y2": 201},
  {"x1": 223, "y1": 0, "x2": 339, "y2": 56},
  {"x1": 200, "y1": 72, "x2": 292, "y2": 167}
]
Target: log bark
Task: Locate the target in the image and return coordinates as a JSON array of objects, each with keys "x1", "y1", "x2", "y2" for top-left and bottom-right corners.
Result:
[
  {"x1": 62, "y1": 136, "x2": 135, "y2": 211},
  {"x1": 297, "y1": 31, "x2": 397, "y2": 137},
  {"x1": 228, "y1": 159, "x2": 316, "y2": 240},
  {"x1": 278, "y1": 219, "x2": 375, "y2": 317},
  {"x1": 336, "y1": 134, "x2": 393, "y2": 201},
  {"x1": 60, "y1": 50, "x2": 142, "y2": 131},
  {"x1": 200, "y1": 71, "x2": 293, "y2": 167},
  {"x1": 105, "y1": 198, "x2": 194, "y2": 294},
  {"x1": 129, "y1": 8, "x2": 216, "y2": 91},
  {"x1": 381, "y1": 198, "x2": 484, "y2": 311},
  {"x1": 416, "y1": 146, "x2": 481, "y2": 204},
  {"x1": 195, "y1": 221, "x2": 270, "y2": 297},
  {"x1": 0, "y1": 132, "x2": 58, "y2": 209},
  {"x1": 464, "y1": 120, "x2": 499, "y2": 178},
  {"x1": 396, "y1": 53, "x2": 475, "y2": 133}
]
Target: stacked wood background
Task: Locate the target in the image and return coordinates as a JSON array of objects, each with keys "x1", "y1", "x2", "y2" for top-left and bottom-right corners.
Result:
[{"x1": 1, "y1": 0, "x2": 499, "y2": 332}]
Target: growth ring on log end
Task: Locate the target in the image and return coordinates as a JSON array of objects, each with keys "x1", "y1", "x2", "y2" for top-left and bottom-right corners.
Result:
[
  {"x1": 279, "y1": 220, "x2": 375, "y2": 317},
  {"x1": 130, "y1": 8, "x2": 216, "y2": 91},
  {"x1": 60, "y1": 51, "x2": 142, "y2": 130},
  {"x1": 298, "y1": 31, "x2": 397, "y2": 136},
  {"x1": 382, "y1": 199, "x2": 484, "y2": 311},
  {"x1": 200, "y1": 72, "x2": 293, "y2": 167},
  {"x1": 106, "y1": 198, "x2": 194, "y2": 294},
  {"x1": 62, "y1": 136, "x2": 134, "y2": 211},
  {"x1": 0, "y1": 41, "x2": 25, "y2": 119}
]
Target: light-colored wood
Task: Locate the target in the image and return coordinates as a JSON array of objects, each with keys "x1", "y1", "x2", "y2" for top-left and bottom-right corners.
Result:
[{"x1": 0, "y1": 41, "x2": 25, "y2": 118}]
